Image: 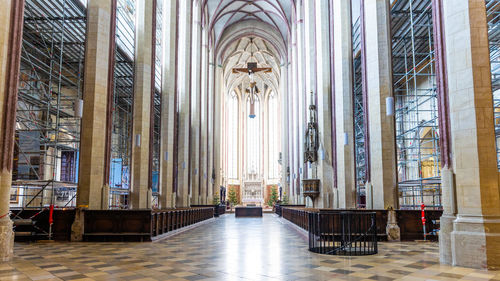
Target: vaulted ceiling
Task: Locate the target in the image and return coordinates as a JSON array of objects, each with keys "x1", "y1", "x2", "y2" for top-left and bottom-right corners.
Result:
[
  {"x1": 200, "y1": 0, "x2": 295, "y2": 46},
  {"x1": 222, "y1": 36, "x2": 281, "y2": 93}
]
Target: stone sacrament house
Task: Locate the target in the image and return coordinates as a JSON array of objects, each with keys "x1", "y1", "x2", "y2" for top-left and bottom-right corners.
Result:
[{"x1": 1, "y1": 0, "x2": 500, "y2": 279}]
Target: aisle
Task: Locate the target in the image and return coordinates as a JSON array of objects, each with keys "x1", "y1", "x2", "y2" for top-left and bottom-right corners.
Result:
[{"x1": 3, "y1": 214, "x2": 487, "y2": 280}]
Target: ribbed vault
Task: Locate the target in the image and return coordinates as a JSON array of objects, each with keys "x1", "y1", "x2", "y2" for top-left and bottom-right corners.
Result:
[
  {"x1": 200, "y1": 0, "x2": 294, "y2": 46},
  {"x1": 222, "y1": 36, "x2": 281, "y2": 93}
]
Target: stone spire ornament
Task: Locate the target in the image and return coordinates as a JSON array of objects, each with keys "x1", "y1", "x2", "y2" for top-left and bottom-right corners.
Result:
[{"x1": 304, "y1": 91, "x2": 319, "y2": 163}]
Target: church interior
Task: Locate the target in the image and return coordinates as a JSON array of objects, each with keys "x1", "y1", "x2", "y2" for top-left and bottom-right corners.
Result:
[{"x1": 1, "y1": 0, "x2": 500, "y2": 280}]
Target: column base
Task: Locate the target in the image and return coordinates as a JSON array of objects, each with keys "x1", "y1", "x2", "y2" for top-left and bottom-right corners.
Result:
[
  {"x1": 70, "y1": 208, "x2": 84, "y2": 242},
  {"x1": 147, "y1": 188, "x2": 153, "y2": 209},
  {"x1": 365, "y1": 182, "x2": 373, "y2": 209},
  {"x1": 386, "y1": 209, "x2": 400, "y2": 241},
  {"x1": 439, "y1": 213, "x2": 455, "y2": 264},
  {"x1": 101, "y1": 184, "x2": 109, "y2": 210},
  {"x1": 451, "y1": 215, "x2": 500, "y2": 269},
  {"x1": 0, "y1": 218, "x2": 14, "y2": 262}
]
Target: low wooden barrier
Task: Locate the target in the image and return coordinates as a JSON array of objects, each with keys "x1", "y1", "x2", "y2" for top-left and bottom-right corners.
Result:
[
  {"x1": 191, "y1": 204, "x2": 226, "y2": 217},
  {"x1": 10, "y1": 208, "x2": 76, "y2": 241},
  {"x1": 84, "y1": 207, "x2": 214, "y2": 242},
  {"x1": 275, "y1": 204, "x2": 306, "y2": 216},
  {"x1": 151, "y1": 207, "x2": 214, "y2": 239},
  {"x1": 282, "y1": 207, "x2": 317, "y2": 230},
  {"x1": 281, "y1": 207, "x2": 442, "y2": 241}
]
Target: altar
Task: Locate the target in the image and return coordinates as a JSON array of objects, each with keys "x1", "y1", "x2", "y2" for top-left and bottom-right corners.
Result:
[
  {"x1": 241, "y1": 181, "x2": 263, "y2": 206},
  {"x1": 235, "y1": 206, "x2": 263, "y2": 217}
]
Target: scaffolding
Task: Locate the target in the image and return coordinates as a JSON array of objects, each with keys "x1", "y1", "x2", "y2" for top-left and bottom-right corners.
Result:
[
  {"x1": 108, "y1": 0, "x2": 136, "y2": 209},
  {"x1": 152, "y1": 0, "x2": 163, "y2": 208},
  {"x1": 352, "y1": 17, "x2": 367, "y2": 209},
  {"x1": 486, "y1": 0, "x2": 500, "y2": 170},
  {"x1": 391, "y1": 0, "x2": 442, "y2": 210},
  {"x1": 11, "y1": 0, "x2": 161, "y2": 211},
  {"x1": 11, "y1": 0, "x2": 87, "y2": 210}
]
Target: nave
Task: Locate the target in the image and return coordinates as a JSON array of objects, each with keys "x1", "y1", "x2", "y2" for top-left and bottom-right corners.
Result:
[{"x1": 2, "y1": 214, "x2": 496, "y2": 281}]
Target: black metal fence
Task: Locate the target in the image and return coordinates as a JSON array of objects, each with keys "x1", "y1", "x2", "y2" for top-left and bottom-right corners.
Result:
[{"x1": 308, "y1": 211, "x2": 377, "y2": 256}]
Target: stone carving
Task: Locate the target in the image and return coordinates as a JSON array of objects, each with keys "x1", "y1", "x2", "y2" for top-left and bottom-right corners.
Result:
[
  {"x1": 0, "y1": 218, "x2": 14, "y2": 261},
  {"x1": 386, "y1": 207, "x2": 401, "y2": 241},
  {"x1": 71, "y1": 207, "x2": 85, "y2": 242},
  {"x1": 304, "y1": 91, "x2": 319, "y2": 163}
]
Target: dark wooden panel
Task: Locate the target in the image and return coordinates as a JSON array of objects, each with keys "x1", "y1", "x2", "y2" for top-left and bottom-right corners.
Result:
[
  {"x1": 10, "y1": 209, "x2": 75, "y2": 241},
  {"x1": 235, "y1": 206, "x2": 263, "y2": 217}
]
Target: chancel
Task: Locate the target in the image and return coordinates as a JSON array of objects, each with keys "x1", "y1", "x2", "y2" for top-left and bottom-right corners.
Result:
[{"x1": 1, "y1": 0, "x2": 500, "y2": 279}]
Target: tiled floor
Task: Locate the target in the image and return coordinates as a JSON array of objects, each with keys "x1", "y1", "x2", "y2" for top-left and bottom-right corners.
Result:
[{"x1": 2, "y1": 214, "x2": 499, "y2": 281}]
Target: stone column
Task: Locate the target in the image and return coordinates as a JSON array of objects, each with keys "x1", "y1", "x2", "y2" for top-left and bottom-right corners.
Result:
[
  {"x1": 207, "y1": 50, "x2": 215, "y2": 204},
  {"x1": 295, "y1": 1, "x2": 305, "y2": 204},
  {"x1": 130, "y1": 0, "x2": 153, "y2": 209},
  {"x1": 303, "y1": 0, "x2": 315, "y2": 198},
  {"x1": 433, "y1": 0, "x2": 456, "y2": 264},
  {"x1": 315, "y1": 0, "x2": 334, "y2": 208},
  {"x1": 159, "y1": 0, "x2": 177, "y2": 209},
  {"x1": 333, "y1": 0, "x2": 356, "y2": 209},
  {"x1": 77, "y1": 0, "x2": 116, "y2": 210},
  {"x1": 442, "y1": 0, "x2": 500, "y2": 269},
  {"x1": 176, "y1": 0, "x2": 193, "y2": 208},
  {"x1": 190, "y1": 2, "x2": 202, "y2": 205},
  {"x1": 200, "y1": 23, "x2": 209, "y2": 205},
  {"x1": 0, "y1": 0, "x2": 24, "y2": 262},
  {"x1": 363, "y1": 0, "x2": 397, "y2": 210},
  {"x1": 213, "y1": 65, "x2": 223, "y2": 201},
  {"x1": 280, "y1": 62, "x2": 290, "y2": 198}
]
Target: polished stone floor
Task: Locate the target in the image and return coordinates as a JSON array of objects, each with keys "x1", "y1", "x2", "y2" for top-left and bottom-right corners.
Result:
[{"x1": 2, "y1": 214, "x2": 499, "y2": 281}]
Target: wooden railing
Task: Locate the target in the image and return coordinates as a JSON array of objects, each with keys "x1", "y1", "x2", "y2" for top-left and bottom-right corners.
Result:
[
  {"x1": 151, "y1": 207, "x2": 214, "y2": 239},
  {"x1": 274, "y1": 204, "x2": 306, "y2": 216},
  {"x1": 191, "y1": 204, "x2": 226, "y2": 217},
  {"x1": 84, "y1": 207, "x2": 214, "y2": 242},
  {"x1": 280, "y1": 207, "x2": 442, "y2": 241},
  {"x1": 281, "y1": 207, "x2": 317, "y2": 230}
]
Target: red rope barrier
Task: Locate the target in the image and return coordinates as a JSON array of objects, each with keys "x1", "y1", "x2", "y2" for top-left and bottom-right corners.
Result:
[{"x1": 0, "y1": 212, "x2": 9, "y2": 219}]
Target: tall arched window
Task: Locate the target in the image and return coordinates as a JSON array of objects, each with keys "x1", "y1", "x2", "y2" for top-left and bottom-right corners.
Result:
[
  {"x1": 246, "y1": 95, "x2": 261, "y2": 176},
  {"x1": 227, "y1": 91, "x2": 238, "y2": 179},
  {"x1": 268, "y1": 91, "x2": 279, "y2": 179}
]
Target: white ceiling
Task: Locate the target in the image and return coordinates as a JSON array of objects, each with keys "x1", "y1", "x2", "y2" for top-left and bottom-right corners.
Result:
[{"x1": 201, "y1": 0, "x2": 294, "y2": 45}]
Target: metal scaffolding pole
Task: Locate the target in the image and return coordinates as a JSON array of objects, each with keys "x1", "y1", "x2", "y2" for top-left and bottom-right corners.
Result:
[
  {"x1": 391, "y1": 0, "x2": 442, "y2": 210},
  {"x1": 108, "y1": 0, "x2": 136, "y2": 209},
  {"x1": 151, "y1": 0, "x2": 163, "y2": 208},
  {"x1": 352, "y1": 15, "x2": 367, "y2": 209}
]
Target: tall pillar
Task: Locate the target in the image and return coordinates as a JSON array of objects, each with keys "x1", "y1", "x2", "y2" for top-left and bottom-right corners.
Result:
[
  {"x1": 333, "y1": 0, "x2": 356, "y2": 208},
  {"x1": 433, "y1": 0, "x2": 456, "y2": 264},
  {"x1": 280, "y1": 63, "x2": 290, "y2": 198},
  {"x1": 0, "y1": 0, "x2": 24, "y2": 262},
  {"x1": 363, "y1": 0, "x2": 397, "y2": 209},
  {"x1": 200, "y1": 23, "x2": 209, "y2": 205},
  {"x1": 303, "y1": 0, "x2": 315, "y2": 193},
  {"x1": 190, "y1": 2, "x2": 202, "y2": 205},
  {"x1": 315, "y1": 0, "x2": 334, "y2": 208},
  {"x1": 213, "y1": 65, "x2": 223, "y2": 201},
  {"x1": 176, "y1": 0, "x2": 193, "y2": 207},
  {"x1": 207, "y1": 50, "x2": 215, "y2": 204},
  {"x1": 130, "y1": 0, "x2": 154, "y2": 209},
  {"x1": 77, "y1": 0, "x2": 116, "y2": 210},
  {"x1": 295, "y1": 1, "x2": 305, "y2": 204},
  {"x1": 442, "y1": 0, "x2": 500, "y2": 269},
  {"x1": 159, "y1": 0, "x2": 177, "y2": 209}
]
